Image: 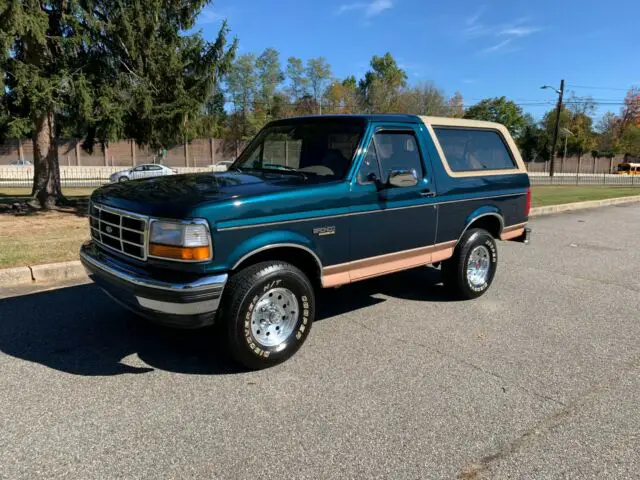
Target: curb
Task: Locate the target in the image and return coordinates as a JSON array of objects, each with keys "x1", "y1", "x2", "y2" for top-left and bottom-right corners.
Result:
[
  {"x1": 0, "y1": 261, "x2": 86, "y2": 289},
  {"x1": 2, "y1": 195, "x2": 640, "y2": 290},
  {"x1": 529, "y1": 195, "x2": 640, "y2": 217},
  {"x1": 30, "y1": 261, "x2": 86, "y2": 284},
  {"x1": 0, "y1": 266, "x2": 34, "y2": 287}
]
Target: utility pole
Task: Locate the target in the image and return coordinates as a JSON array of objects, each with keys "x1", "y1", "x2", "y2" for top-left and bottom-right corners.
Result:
[{"x1": 548, "y1": 79, "x2": 565, "y2": 177}]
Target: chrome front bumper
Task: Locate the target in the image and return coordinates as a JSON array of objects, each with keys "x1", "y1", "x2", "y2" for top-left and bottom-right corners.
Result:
[{"x1": 80, "y1": 242, "x2": 228, "y2": 328}]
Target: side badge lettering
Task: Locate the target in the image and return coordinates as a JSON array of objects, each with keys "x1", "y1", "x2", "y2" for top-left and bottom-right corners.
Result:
[{"x1": 313, "y1": 226, "x2": 336, "y2": 237}]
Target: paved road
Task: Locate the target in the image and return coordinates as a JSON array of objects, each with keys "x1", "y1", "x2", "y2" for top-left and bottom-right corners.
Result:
[{"x1": 1, "y1": 205, "x2": 639, "y2": 479}]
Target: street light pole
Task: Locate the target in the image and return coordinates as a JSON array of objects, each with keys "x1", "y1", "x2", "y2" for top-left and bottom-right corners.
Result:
[
  {"x1": 561, "y1": 128, "x2": 574, "y2": 175},
  {"x1": 548, "y1": 79, "x2": 565, "y2": 177}
]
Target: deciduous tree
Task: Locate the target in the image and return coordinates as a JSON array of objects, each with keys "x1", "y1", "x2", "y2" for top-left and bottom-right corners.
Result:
[
  {"x1": 256, "y1": 48, "x2": 284, "y2": 119},
  {"x1": 305, "y1": 57, "x2": 332, "y2": 114},
  {"x1": 397, "y1": 83, "x2": 449, "y2": 116},
  {"x1": 359, "y1": 53, "x2": 407, "y2": 113},
  {"x1": 227, "y1": 54, "x2": 258, "y2": 139},
  {"x1": 285, "y1": 57, "x2": 309, "y2": 102},
  {"x1": 324, "y1": 76, "x2": 359, "y2": 114},
  {"x1": 464, "y1": 97, "x2": 527, "y2": 138},
  {"x1": 448, "y1": 91, "x2": 465, "y2": 118}
]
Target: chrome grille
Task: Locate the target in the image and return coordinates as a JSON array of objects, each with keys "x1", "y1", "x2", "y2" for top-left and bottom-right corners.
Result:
[{"x1": 90, "y1": 203, "x2": 148, "y2": 260}]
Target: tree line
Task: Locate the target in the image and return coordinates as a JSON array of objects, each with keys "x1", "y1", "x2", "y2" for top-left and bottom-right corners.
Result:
[
  {"x1": 467, "y1": 91, "x2": 640, "y2": 166},
  {"x1": 1, "y1": 1, "x2": 639, "y2": 207},
  {"x1": 219, "y1": 49, "x2": 640, "y2": 166},
  {"x1": 220, "y1": 51, "x2": 464, "y2": 141}
]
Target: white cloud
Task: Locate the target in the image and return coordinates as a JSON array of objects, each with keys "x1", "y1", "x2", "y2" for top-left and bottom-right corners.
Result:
[
  {"x1": 465, "y1": 7, "x2": 485, "y2": 27},
  {"x1": 398, "y1": 62, "x2": 425, "y2": 77},
  {"x1": 462, "y1": 78, "x2": 477, "y2": 84},
  {"x1": 462, "y1": 15, "x2": 542, "y2": 55},
  {"x1": 480, "y1": 39, "x2": 516, "y2": 54},
  {"x1": 366, "y1": 0, "x2": 393, "y2": 17},
  {"x1": 499, "y1": 26, "x2": 543, "y2": 37},
  {"x1": 199, "y1": 8, "x2": 222, "y2": 24},
  {"x1": 337, "y1": 0, "x2": 394, "y2": 18},
  {"x1": 197, "y1": 6, "x2": 234, "y2": 25},
  {"x1": 337, "y1": 3, "x2": 365, "y2": 13}
]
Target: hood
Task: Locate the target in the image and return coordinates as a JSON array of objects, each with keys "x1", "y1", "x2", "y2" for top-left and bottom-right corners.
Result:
[{"x1": 91, "y1": 171, "x2": 311, "y2": 218}]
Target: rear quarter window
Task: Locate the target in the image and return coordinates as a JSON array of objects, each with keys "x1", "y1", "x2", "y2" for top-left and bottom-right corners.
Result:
[{"x1": 433, "y1": 127, "x2": 516, "y2": 173}]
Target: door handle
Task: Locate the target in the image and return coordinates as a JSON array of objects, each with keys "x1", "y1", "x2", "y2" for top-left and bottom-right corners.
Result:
[{"x1": 420, "y1": 190, "x2": 436, "y2": 198}]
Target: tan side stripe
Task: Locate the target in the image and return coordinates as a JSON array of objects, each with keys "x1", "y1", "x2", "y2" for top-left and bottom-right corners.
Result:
[
  {"x1": 502, "y1": 222, "x2": 528, "y2": 232},
  {"x1": 500, "y1": 223, "x2": 528, "y2": 241},
  {"x1": 500, "y1": 228, "x2": 526, "y2": 241},
  {"x1": 322, "y1": 241, "x2": 457, "y2": 288}
]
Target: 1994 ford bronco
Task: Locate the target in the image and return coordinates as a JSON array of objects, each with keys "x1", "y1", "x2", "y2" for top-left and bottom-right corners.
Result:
[{"x1": 81, "y1": 115, "x2": 531, "y2": 369}]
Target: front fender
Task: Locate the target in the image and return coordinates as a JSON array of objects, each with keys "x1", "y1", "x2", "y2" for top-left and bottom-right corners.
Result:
[{"x1": 225, "y1": 230, "x2": 320, "y2": 271}]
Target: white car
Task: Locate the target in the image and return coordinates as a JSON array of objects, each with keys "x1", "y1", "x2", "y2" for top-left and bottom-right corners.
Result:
[
  {"x1": 9, "y1": 159, "x2": 33, "y2": 167},
  {"x1": 109, "y1": 164, "x2": 177, "y2": 183}
]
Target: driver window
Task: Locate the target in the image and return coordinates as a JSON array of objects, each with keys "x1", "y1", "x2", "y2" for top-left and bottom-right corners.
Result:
[{"x1": 375, "y1": 132, "x2": 424, "y2": 183}]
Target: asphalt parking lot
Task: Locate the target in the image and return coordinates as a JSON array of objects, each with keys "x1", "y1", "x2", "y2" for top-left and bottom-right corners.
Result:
[{"x1": 1, "y1": 204, "x2": 639, "y2": 479}]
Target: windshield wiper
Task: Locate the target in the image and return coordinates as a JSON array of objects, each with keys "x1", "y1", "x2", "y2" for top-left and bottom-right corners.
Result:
[{"x1": 242, "y1": 166, "x2": 308, "y2": 181}]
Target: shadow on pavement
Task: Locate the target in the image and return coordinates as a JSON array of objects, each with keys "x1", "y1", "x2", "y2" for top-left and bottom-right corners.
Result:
[{"x1": 0, "y1": 266, "x2": 453, "y2": 376}]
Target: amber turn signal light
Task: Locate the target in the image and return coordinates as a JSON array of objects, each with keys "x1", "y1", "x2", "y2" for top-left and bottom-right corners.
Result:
[{"x1": 149, "y1": 244, "x2": 211, "y2": 261}]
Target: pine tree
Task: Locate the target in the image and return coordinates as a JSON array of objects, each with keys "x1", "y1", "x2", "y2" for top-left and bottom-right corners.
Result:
[{"x1": 0, "y1": 1, "x2": 236, "y2": 208}]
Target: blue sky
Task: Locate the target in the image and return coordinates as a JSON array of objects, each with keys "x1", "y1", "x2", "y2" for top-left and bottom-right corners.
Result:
[{"x1": 197, "y1": 0, "x2": 640, "y2": 120}]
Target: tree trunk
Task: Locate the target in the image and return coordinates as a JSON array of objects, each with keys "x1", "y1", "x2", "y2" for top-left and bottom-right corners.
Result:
[
  {"x1": 31, "y1": 111, "x2": 62, "y2": 208},
  {"x1": 18, "y1": 138, "x2": 25, "y2": 163},
  {"x1": 577, "y1": 153, "x2": 582, "y2": 174}
]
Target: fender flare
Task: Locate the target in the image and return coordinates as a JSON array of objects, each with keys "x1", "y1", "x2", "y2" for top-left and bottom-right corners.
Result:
[
  {"x1": 230, "y1": 231, "x2": 323, "y2": 272},
  {"x1": 457, "y1": 209, "x2": 504, "y2": 244}
]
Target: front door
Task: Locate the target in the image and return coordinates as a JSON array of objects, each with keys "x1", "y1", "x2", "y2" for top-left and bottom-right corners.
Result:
[
  {"x1": 130, "y1": 165, "x2": 146, "y2": 179},
  {"x1": 146, "y1": 164, "x2": 164, "y2": 178},
  {"x1": 347, "y1": 125, "x2": 439, "y2": 281}
]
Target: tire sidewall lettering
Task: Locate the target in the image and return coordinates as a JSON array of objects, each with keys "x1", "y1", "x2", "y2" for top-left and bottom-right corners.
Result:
[
  {"x1": 466, "y1": 234, "x2": 497, "y2": 293},
  {"x1": 241, "y1": 274, "x2": 312, "y2": 359}
]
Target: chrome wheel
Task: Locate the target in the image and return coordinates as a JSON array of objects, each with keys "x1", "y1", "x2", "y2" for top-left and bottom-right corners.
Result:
[
  {"x1": 467, "y1": 245, "x2": 490, "y2": 288},
  {"x1": 250, "y1": 288, "x2": 299, "y2": 348}
]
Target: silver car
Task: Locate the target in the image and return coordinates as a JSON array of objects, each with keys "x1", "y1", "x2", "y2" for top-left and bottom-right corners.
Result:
[
  {"x1": 109, "y1": 164, "x2": 177, "y2": 183},
  {"x1": 9, "y1": 159, "x2": 33, "y2": 167}
]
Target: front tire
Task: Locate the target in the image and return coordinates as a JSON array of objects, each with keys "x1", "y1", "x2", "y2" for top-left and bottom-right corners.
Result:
[
  {"x1": 118, "y1": 176, "x2": 129, "y2": 183},
  {"x1": 219, "y1": 261, "x2": 315, "y2": 370},
  {"x1": 441, "y1": 229, "x2": 498, "y2": 299}
]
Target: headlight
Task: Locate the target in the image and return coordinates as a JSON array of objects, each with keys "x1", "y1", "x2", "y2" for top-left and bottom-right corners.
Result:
[{"x1": 149, "y1": 220, "x2": 211, "y2": 262}]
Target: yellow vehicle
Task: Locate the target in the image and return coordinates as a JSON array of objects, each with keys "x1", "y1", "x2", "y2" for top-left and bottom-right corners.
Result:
[{"x1": 616, "y1": 163, "x2": 640, "y2": 175}]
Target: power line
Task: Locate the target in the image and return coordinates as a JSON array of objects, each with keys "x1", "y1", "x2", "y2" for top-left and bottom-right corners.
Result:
[{"x1": 566, "y1": 84, "x2": 638, "y2": 92}]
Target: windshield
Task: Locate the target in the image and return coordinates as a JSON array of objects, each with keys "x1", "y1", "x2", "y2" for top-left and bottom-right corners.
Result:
[{"x1": 232, "y1": 121, "x2": 365, "y2": 181}]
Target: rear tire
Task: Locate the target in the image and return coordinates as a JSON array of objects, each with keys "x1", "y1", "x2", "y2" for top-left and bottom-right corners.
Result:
[
  {"x1": 219, "y1": 261, "x2": 315, "y2": 370},
  {"x1": 441, "y1": 229, "x2": 498, "y2": 300}
]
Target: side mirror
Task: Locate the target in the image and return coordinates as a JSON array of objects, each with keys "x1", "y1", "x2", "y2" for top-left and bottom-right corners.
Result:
[
  {"x1": 366, "y1": 172, "x2": 384, "y2": 190},
  {"x1": 387, "y1": 169, "x2": 418, "y2": 188}
]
